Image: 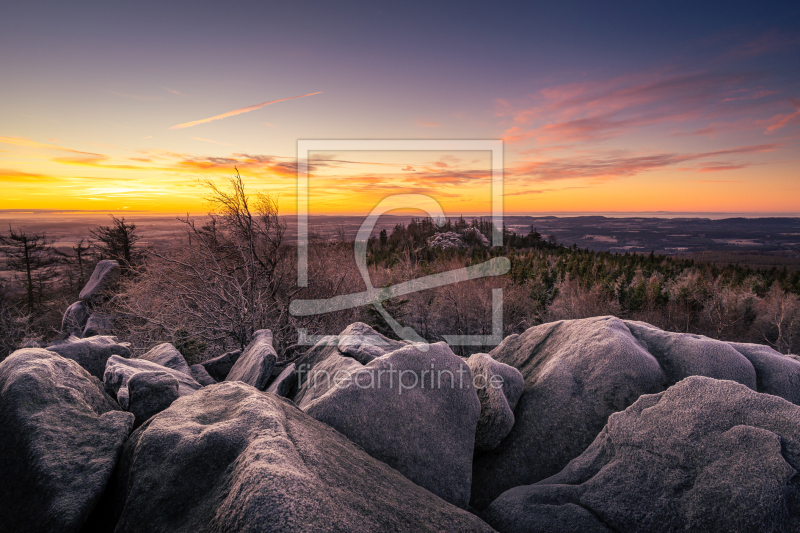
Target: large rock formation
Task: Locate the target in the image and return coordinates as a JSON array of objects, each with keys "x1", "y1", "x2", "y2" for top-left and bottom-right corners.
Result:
[
  {"x1": 139, "y1": 342, "x2": 192, "y2": 376},
  {"x1": 467, "y1": 353, "x2": 524, "y2": 452},
  {"x1": 483, "y1": 376, "x2": 800, "y2": 533},
  {"x1": 471, "y1": 315, "x2": 800, "y2": 509},
  {"x1": 302, "y1": 341, "x2": 481, "y2": 508},
  {"x1": 79, "y1": 259, "x2": 120, "y2": 306},
  {"x1": 104, "y1": 354, "x2": 201, "y2": 408},
  {"x1": 46, "y1": 334, "x2": 132, "y2": 379},
  {"x1": 0, "y1": 349, "x2": 134, "y2": 533},
  {"x1": 624, "y1": 320, "x2": 757, "y2": 387},
  {"x1": 728, "y1": 341, "x2": 800, "y2": 404},
  {"x1": 200, "y1": 348, "x2": 242, "y2": 381},
  {"x1": 111, "y1": 381, "x2": 494, "y2": 533},
  {"x1": 225, "y1": 329, "x2": 277, "y2": 390},
  {"x1": 471, "y1": 316, "x2": 668, "y2": 509},
  {"x1": 126, "y1": 371, "x2": 180, "y2": 427}
]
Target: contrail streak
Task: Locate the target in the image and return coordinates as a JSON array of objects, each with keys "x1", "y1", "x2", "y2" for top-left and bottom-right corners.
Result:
[{"x1": 169, "y1": 92, "x2": 322, "y2": 129}]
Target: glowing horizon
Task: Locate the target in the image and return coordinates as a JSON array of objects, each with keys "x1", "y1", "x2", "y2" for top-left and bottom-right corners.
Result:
[{"x1": 1, "y1": 2, "x2": 798, "y2": 217}]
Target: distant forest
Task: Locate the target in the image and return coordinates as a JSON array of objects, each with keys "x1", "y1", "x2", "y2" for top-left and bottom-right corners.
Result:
[{"x1": 1, "y1": 176, "x2": 799, "y2": 361}]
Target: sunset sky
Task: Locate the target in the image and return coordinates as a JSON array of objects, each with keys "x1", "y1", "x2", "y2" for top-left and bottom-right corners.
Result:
[{"x1": 1, "y1": 1, "x2": 799, "y2": 216}]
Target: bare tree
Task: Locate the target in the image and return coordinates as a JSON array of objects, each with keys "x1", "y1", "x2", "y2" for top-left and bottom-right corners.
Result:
[{"x1": 755, "y1": 283, "x2": 799, "y2": 354}]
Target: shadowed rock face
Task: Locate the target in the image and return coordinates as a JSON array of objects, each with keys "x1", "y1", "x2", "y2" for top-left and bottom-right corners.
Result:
[
  {"x1": 126, "y1": 371, "x2": 180, "y2": 428},
  {"x1": 189, "y1": 363, "x2": 217, "y2": 386},
  {"x1": 0, "y1": 349, "x2": 134, "y2": 533},
  {"x1": 139, "y1": 343, "x2": 191, "y2": 376},
  {"x1": 728, "y1": 341, "x2": 800, "y2": 404},
  {"x1": 46, "y1": 335, "x2": 131, "y2": 379},
  {"x1": 200, "y1": 349, "x2": 242, "y2": 381},
  {"x1": 471, "y1": 316, "x2": 800, "y2": 510},
  {"x1": 265, "y1": 363, "x2": 296, "y2": 397},
  {"x1": 111, "y1": 382, "x2": 494, "y2": 533},
  {"x1": 623, "y1": 320, "x2": 757, "y2": 388},
  {"x1": 302, "y1": 341, "x2": 481, "y2": 509},
  {"x1": 483, "y1": 376, "x2": 800, "y2": 533},
  {"x1": 104, "y1": 354, "x2": 201, "y2": 408},
  {"x1": 225, "y1": 329, "x2": 277, "y2": 390},
  {"x1": 471, "y1": 316, "x2": 668, "y2": 509},
  {"x1": 467, "y1": 353, "x2": 524, "y2": 453},
  {"x1": 79, "y1": 260, "x2": 120, "y2": 307}
]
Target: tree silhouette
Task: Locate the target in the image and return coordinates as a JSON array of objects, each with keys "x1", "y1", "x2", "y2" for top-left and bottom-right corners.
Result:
[
  {"x1": 90, "y1": 215, "x2": 140, "y2": 271},
  {"x1": 0, "y1": 227, "x2": 57, "y2": 311}
]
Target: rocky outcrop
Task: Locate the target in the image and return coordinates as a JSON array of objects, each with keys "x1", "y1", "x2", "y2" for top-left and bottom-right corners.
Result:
[
  {"x1": 624, "y1": 320, "x2": 757, "y2": 388},
  {"x1": 46, "y1": 334, "x2": 132, "y2": 379},
  {"x1": 292, "y1": 336, "x2": 364, "y2": 409},
  {"x1": 337, "y1": 321, "x2": 409, "y2": 364},
  {"x1": 729, "y1": 341, "x2": 800, "y2": 404},
  {"x1": 302, "y1": 341, "x2": 481, "y2": 508},
  {"x1": 0, "y1": 349, "x2": 134, "y2": 533},
  {"x1": 111, "y1": 381, "x2": 494, "y2": 533},
  {"x1": 225, "y1": 329, "x2": 277, "y2": 390},
  {"x1": 200, "y1": 348, "x2": 242, "y2": 381},
  {"x1": 471, "y1": 316, "x2": 800, "y2": 510},
  {"x1": 61, "y1": 300, "x2": 90, "y2": 337},
  {"x1": 139, "y1": 342, "x2": 192, "y2": 376},
  {"x1": 265, "y1": 362, "x2": 296, "y2": 397},
  {"x1": 104, "y1": 354, "x2": 201, "y2": 408},
  {"x1": 190, "y1": 363, "x2": 217, "y2": 386},
  {"x1": 471, "y1": 316, "x2": 668, "y2": 509},
  {"x1": 467, "y1": 353, "x2": 524, "y2": 452},
  {"x1": 126, "y1": 371, "x2": 180, "y2": 427},
  {"x1": 483, "y1": 376, "x2": 800, "y2": 533},
  {"x1": 79, "y1": 260, "x2": 120, "y2": 306}
]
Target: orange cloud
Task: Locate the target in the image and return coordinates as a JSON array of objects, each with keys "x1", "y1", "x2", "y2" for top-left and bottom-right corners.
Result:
[
  {"x1": 169, "y1": 92, "x2": 322, "y2": 129},
  {"x1": 0, "y1": 169, "x2": 60, "y2": 182}
]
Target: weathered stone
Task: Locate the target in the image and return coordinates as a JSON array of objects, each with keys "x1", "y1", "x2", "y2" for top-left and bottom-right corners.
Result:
[
  {"x1": 139, "y1": 342, "x2": 191, "y2": 376},
  {"x1": 471, "y1": 316, "x2": 668, "y2": 509},
  {"x1": 225, "y1": 329, "x2": 277, "y2": 390},
  {"x1": 624, "y1": 320, "x2": 757, "y2": 388},
  {"x1": 337, "y1": 322, "x2": 409, "y2": 364},
  {"x1": 190, "y1": 363, "x2": 217, "y2": 386},
  {"x1": 46, "y1": 334, "x2": 131, "y2": 380},
  {"x1": 467, "y1": 353, "x2": 524, "y2": 452},
  {"x1": 79, "y1": 260, "x2": 120, "y2": 306},
  {"x1": 265, "y1": 363, "x2": 296, "y2": 397},
  {"x1": 126, "y1": 371, "x2": 180, "y2": 427},
  {"x1": 0, "y1": 349, "x2": 134, "y2": 532},
  {"x1": 111, "y1": 381, "x2": 494, "y2": 533},
  {"x1": 104, "y1": 354, "x2": 201, "y2": 408},
  {"x1": 61, "y1": 300, "x2": 90, "y2": 337},
  {"x1": 729, "y1": 341, "x2": 800, "y2": 404},
  {"x1": 83, "y1": 312, "x2": 113, "y2": 337},
  {"x1": 303, "y1": 342, "x2": 481, "y2": 508},
  {"x1": 200, "y1": 349, "x2": 242, "y2": 381},
  {"x1": 483, "y1": 377, "x2": 800, "y2": 533}
]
